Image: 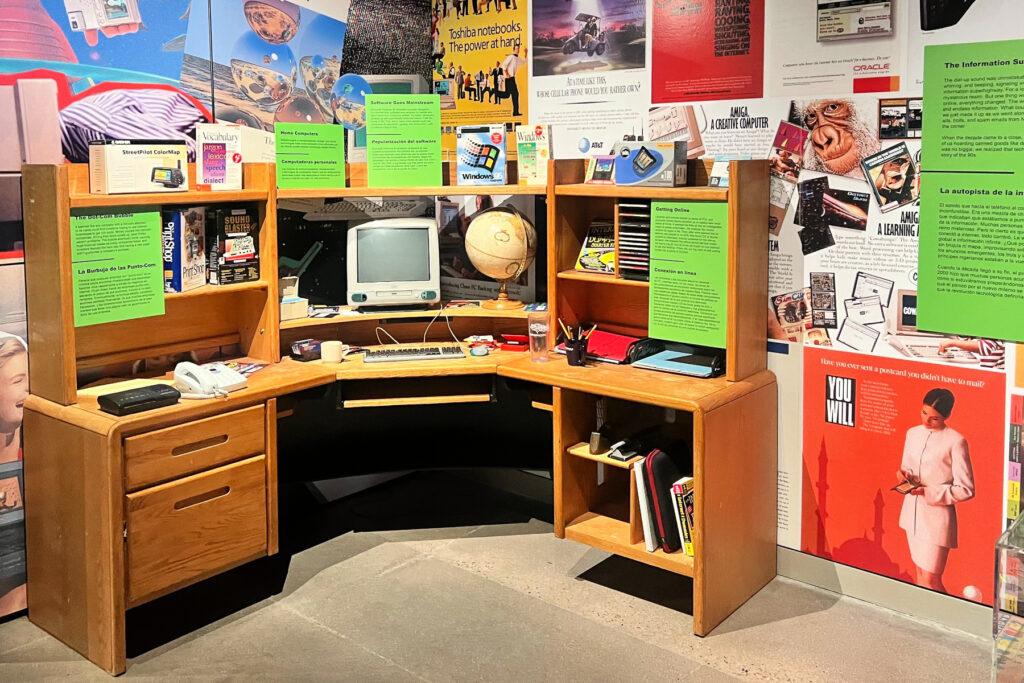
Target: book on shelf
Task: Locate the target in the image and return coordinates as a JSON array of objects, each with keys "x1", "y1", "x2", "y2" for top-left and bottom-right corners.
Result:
[
  {"x1": 633, "y1": 459, "x2": 657, "y2": 552},
  {"x1": 672, "y1": 477, "x2": 695, "y2": 557},
  {"x1": 515, "y1": 124, "x2": 550, "y2": 186},
  {"x1": 575, "y1": 220, "x2": 615, "y2": 273},
  {"x1": 162, "y1": 207, "x2": 206, "y2": 293}
]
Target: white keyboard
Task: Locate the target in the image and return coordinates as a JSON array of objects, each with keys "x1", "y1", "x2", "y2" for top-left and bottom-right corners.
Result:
[{"x1": 362, "y1": 344, "x2": 467, "y2": 363}]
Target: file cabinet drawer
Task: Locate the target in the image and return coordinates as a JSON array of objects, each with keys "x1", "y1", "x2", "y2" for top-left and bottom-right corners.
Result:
[
  {"x1": 126, "y1": 455, "x2": 268, "y2": 606},
  {"x1": 124, "y1": 405, "x2": 265, "y2": 490}
]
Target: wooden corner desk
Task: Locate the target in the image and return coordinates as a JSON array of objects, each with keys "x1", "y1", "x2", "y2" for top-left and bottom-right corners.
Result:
[{"x1": 21, "y1": 160, "x2": 776, "y2": 674}]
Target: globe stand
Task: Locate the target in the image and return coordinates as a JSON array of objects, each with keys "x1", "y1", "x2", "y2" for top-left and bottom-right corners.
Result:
[{"x1": 481, "y1": 281, "x2": 525, "y2": 310}]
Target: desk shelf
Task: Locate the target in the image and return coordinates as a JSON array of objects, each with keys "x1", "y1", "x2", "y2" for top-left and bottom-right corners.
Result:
[
  {"x1": 555, "y1": 183, "x2": 728, "y2": 202},
  {"x1": 22, "y1": 162, "x2": 280, "y2": 406},
  {"x1": 551, "y1": 379, "x2": 776, "y2": 637},
  {"x1": 281, "y1": 304, "x2": 529, "y2": 330},
  {"x1": 164, "y1": 281, "x2": 268, "y2": 301},
  {"x1": 65, "y1": 163, "x2": 270, "y2": 208},
  {"x1": 548, "y1": 159, "x2": 768, "y2": 383},
  {"x1": 556, "y1": 269, "x2": 649, "y2": 288},
  {"x1": 565, "y1": 512, "x2": 695, "y2": 577},
  {"x1": 278, "y1": 184, "x2": 545, "y2": 199},
  {"x1": 544, "y1": 159, "x2": 776, "y2": 639},
  {"x1": 566, "y1": 441, "x2": 641, "y2": 469},
  {"x1": 277, "y1": 160, "x2": 546, "y2": 199}
]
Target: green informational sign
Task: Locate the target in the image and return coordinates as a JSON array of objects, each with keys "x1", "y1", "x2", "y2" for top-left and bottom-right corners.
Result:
[
  {"x1": 71, "y1": 210, "x2": 164, "y2": 327},
  {"x1": 648, "y1": 201, "x2": 729, "y2": 348},
  {"x1": 918, "y1": 39, "x2": 1024, "y2": 341},
  {"x1": 274, "y1": 123, "x2": 346, "y2": 189},
  {"x1": 365, "y1": 94, "x2": 442, "y2": 188}
]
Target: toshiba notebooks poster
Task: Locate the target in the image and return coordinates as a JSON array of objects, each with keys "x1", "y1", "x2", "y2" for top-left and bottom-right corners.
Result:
[{"x1": 651, "y1": 0, "x2": 765, "y2": 103}]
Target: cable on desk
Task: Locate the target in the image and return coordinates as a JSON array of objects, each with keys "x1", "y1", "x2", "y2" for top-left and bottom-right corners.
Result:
[
  {"x1": 422, "y1": 303, "x2": 460, "y2": 344},
  {"x1": 375, "y1": 326, "x2": 400, "y2": 345}
]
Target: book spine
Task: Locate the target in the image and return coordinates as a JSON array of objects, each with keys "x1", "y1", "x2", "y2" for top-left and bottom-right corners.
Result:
[
  {"x1": 674, "y1": 483, "x2": 694, "y2": 556},
  {"x1": 634, "y1": 460, "x2": 656, "y2": 552},
  {"x1": 671, "y1": 483, "x2": 688, "y2": 556},
  {"x1": 162, "y1": 212, "x2": 181, "y2": 293},
  {"x1": 681, "y1": 480, "x2": 695, "y2": 557}
]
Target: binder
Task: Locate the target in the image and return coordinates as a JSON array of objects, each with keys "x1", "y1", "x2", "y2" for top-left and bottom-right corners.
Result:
[
  {"x1": 633, "y1": 459, "x2": 656, "y2": 552},
  {"x1": 555, "y1": 330, "x2": 641, "y2": 364}
]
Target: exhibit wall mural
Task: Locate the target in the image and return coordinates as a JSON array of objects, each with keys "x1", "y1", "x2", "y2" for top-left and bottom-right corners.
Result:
[{"x1": 600, "y1": 0, "x2": 1021, "y2": 608}]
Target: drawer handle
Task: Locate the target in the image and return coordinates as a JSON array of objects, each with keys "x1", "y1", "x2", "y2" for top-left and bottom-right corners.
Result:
[
  {"x1": 173, "y1": 486, "x2": 230, "y2": 510},
  {"x1": 171, "y1": 434, "x2": 229, "y2": 457}
]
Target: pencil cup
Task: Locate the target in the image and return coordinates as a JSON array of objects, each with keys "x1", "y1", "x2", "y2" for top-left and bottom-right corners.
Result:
[{"x1": 565, "y1": 338, "x2": 589, "y2": 367}]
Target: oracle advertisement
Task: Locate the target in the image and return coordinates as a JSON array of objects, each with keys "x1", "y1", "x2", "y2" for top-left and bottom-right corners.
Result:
[
  {"x1": 651, "y1": 0, "x2": 764, "y2": 103},
  {"x1": 764, "y1": 0, "x2": 902, "y2": 96},
  {"x1": 802, "y1": 347, "x2": 1006, "y2": 603}
]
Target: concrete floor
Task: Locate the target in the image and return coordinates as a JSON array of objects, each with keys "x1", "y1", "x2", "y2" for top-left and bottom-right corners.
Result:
[{"x1": 0, "y1": 471, "x2": 991, "y2": 681}]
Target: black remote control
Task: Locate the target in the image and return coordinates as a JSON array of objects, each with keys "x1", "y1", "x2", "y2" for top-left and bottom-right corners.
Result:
[{"x1": 98, "y1": 384, "x2": 181, "y2": 416}]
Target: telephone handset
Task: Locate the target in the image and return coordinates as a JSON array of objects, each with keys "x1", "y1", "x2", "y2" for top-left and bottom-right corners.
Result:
[{"x1": 173, "y1": 362, "x2": 248, "y2": 399}]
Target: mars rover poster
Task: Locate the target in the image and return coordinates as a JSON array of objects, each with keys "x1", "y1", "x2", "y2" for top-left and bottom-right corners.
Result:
[{"x1": 530, "y1": 0, "x2": 648, "y2": 158}]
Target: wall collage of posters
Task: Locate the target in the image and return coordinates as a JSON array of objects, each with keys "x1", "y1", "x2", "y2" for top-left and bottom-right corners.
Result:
[{"x1": 0, "y1": 0, "x2": 1022, "y2": 618}]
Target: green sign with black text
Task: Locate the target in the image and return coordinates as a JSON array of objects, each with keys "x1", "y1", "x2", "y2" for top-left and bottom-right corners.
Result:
[
  {"x1": 71, "y1": 210, "x2": 164, "y2": 327},
  {"x1": 918, "y1": 39, "x2": 1024, "y2": 341},
  {"x1": 649, "y1": 201, "x2": 729, "y2": 348}
]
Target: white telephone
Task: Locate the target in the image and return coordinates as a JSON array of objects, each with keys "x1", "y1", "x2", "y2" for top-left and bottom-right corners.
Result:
[{"x1": 173, "y1": 362, "x2": 248, "y2": 399}]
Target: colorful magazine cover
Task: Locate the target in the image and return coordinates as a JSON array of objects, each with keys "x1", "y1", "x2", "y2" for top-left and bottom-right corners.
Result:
[
  {"x1": 861, "y1": 142, "x2": 920, "y2": 213},
  {"x1": 575, "y1": 221, "x2": 615, "y2": 273}
]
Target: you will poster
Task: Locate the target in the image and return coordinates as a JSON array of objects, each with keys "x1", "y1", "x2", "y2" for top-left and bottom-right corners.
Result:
[
  {"x1": 802, "y1": 347, "x2": 1005, "y2": 604},
  {"x1": 652, "y1": 0, "x2": 764, "y2": 103},
  {"x1": 433, "y1": 0, "x2": 528, "y2": 154}
]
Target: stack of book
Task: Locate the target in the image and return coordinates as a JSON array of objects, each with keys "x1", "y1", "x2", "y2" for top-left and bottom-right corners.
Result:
[
  {"x1": 617, "y1": 200, "x2": 651, "y2": 281},
  {"x1": 633, "y1": 460, "x2": 696, "y2": 557}
]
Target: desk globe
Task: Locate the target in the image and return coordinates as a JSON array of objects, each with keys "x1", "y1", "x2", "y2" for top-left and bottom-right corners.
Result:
[{"x1": 464, "y1": 207, "x2": 537, "y2": 310}]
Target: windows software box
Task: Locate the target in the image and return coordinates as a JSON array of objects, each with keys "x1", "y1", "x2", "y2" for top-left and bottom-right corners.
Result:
[
  {"x1": 207, "y1": 205, "x2": 260, "y2": 285},
  {"x1": 88, "y1": 139, "x2": 189, "y2": 194},
  {"x1": 455, "y1": 125, "x2": 507, "y2": 185},
  {"x1": 161, "y1": 207, "x2": 207, "y2": 293}
]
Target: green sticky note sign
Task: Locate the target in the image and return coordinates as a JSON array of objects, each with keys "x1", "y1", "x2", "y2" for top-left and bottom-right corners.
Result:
[
  {"x1": 365, "y1": 94, "x2": 442, "y2": 188},
  {"x1": 648, "y1": 201, "x2": 729, "y2": 348},
  {"x1": 275, "y1": 122, "x2": 346, "y2": 189},
  {"x1": 71, "y1": 210, "x2": 164, "y2": 327},
  {"x1": 918, "y1": 39, "x2": 1024, "y2": 341}
]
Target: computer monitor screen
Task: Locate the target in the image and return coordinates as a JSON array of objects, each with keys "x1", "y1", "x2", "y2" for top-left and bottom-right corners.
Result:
[
  {"x1": 896, "y1": 290, "x2": 917, "y2": 332},
  {"x1": 346, "y1": 218, "x2": 440, "y2": 307},
  {"x1": 356, "y1": 227, "x2": 431, "y2": 283}
]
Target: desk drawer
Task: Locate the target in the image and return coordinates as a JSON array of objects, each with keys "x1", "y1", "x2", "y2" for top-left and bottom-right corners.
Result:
[
  {"x1": 124, "y1": 405, "x2": 265, "y2": 490},
  {"x1": 126, "y1": 455, "x2": 268, "y2": 606}
]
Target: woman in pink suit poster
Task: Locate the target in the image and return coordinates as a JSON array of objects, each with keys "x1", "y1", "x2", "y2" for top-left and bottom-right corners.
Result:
[{"x1": 897, "y1": 388, "x2": 976, "y2": 592}]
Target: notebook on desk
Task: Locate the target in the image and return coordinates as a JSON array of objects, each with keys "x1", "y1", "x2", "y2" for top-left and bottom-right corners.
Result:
[
  {"x1": 632, "y1": 343, "x2": 724, "y2": 378},
  {"x1": 555, "y1": 330, "x2": 642, "y2": 364}
]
